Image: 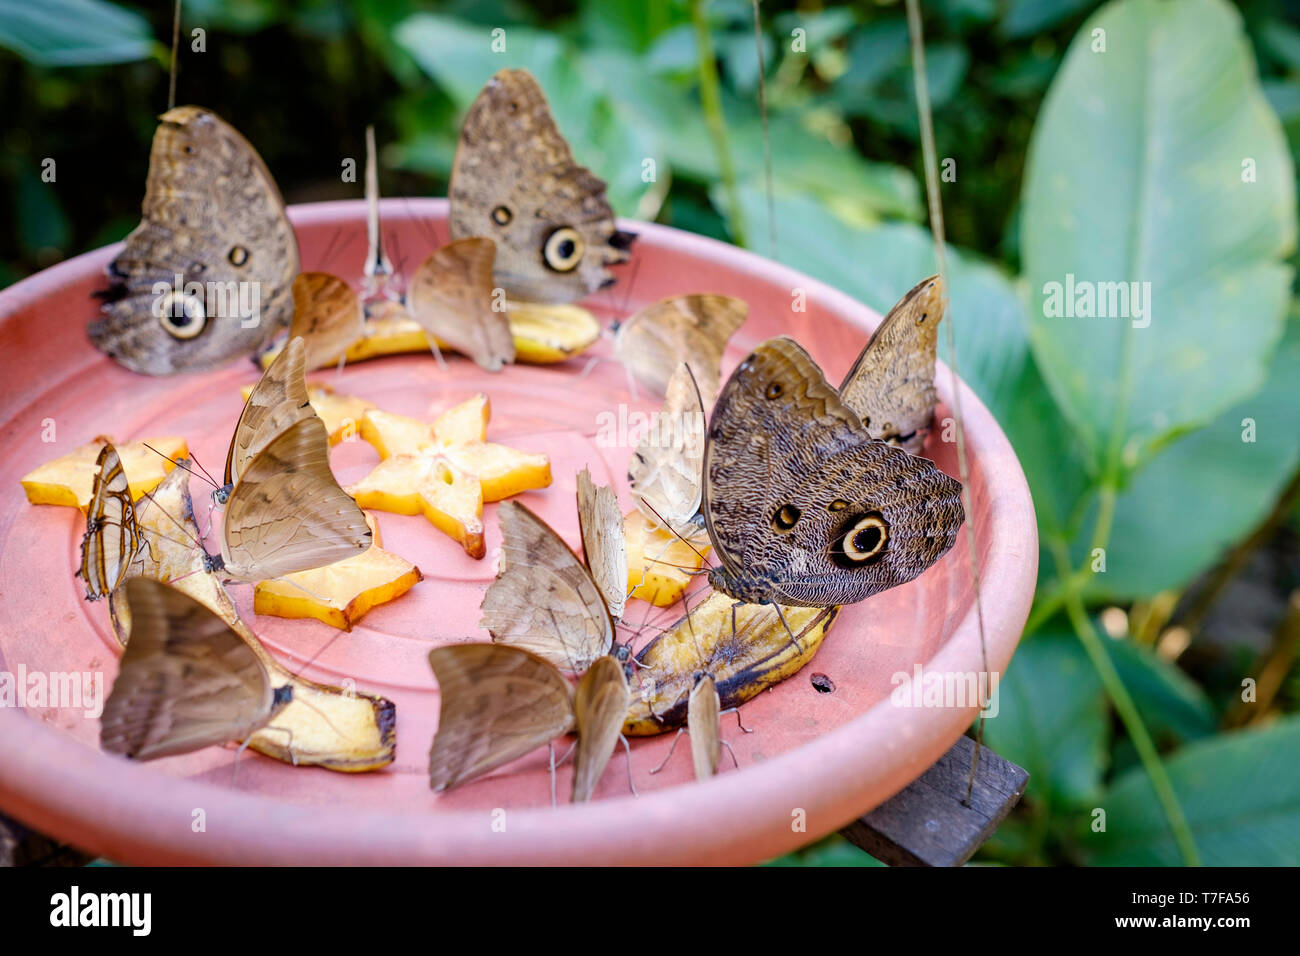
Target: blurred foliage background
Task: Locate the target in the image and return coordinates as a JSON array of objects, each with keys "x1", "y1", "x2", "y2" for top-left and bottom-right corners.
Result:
[{"x1": 2, "y1": 0, "x2": 1299, "y2": 866}]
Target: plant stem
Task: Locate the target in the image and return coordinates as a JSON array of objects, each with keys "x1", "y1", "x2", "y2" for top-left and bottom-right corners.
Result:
[{"x1": 692, "y1": 0, "x2": 746, "y2": 247}]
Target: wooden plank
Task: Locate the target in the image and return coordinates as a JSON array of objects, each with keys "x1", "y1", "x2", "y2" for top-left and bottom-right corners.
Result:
[
  {"x1": 0, "y1": 810, "x2": 94, "y2": 867},
  {"x1": 839, "y1": 736, "x2": 1028, "y2": 867}
]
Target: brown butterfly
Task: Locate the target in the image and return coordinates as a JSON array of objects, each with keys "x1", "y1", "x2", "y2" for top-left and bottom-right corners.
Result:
[
  {"x1": 427, "y1": 643, "x2": 629, "y2": 802},
  {"x1": 101, "y1": 577, "x2": 292, "y2": 760},
  {"x1": 78, "y1": 444, "x2": 143, "y2": 601},
  {"x1": 702, "y1": 336, "x2": 963, "y2": 608},
  {"x1": 89, "y1": 107, "x2": 300, "y2": 375},
  {"x1": 407, "y1": 237, "x2": 515, "y2": 371},
  {"x1": 613, "y1": 294, "x2": 748, "y2": 399},
  {"x1": 627, "y1": 362, "x2": 709, "y2": 547},
  {"x1": 287, "y1": 272, "x2": 366, "y2": 371},
  {"x1": 838, "y1": 275, "x2": 945, "y2": 453},
  {"x1": 448, "y1": 69, "x2": 635, "y2": 304},
  {"x1": 576, "y1": 467, "x2": 628, "y2": 622},
  {"x1": 479, "y1": 500, "x2": 615, "y2": 674}
]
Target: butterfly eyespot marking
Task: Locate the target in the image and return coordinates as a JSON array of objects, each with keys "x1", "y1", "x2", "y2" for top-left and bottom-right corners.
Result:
[
  {"x1": 764, "y1": 382, "x2": 784, "y2": 400},
  {"x1": 827, "y1": 498, "x2": 850, "y2": 512},
  {"x1": 832, "y1": 512, "x2": 889, "y2": 566},
  {"x1": 157, "y1": 292, "x2": 206, "y2": 340},
  {"x1": 228, "y1": 245, "x2": 249, "y2": 267},
  {"x1": 543, "y1": 227, "x2": 584, "y2": 272},
  {"x1": 917, "y1": 312, "x2": 928, "y2": 325},
  {"x1": 491, "y1": 205, "x2": 513, "y2": 226},
  {"x1": 772, "y1": 504, "x2": 801, "y2": 531}
]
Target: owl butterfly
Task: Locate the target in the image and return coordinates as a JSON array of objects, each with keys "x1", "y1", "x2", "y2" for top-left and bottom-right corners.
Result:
[
  {"x1": 449, "y1": 69, "x2": 635, "y2": 304},
  {"x1": 214, "y1": 336, "x2": 371, "y2": 580},
  {"x1": 101, "y1": 577, "x2": 293, "y2": 760},
  {"x1": 703, "y1": 336, "x2": 964, "y2": 608},
  {"x1": 613, "y1": 294, "x2": 748, "y2": 400},
  {"x1": 78, "y1": 444, "x2": 143, "y2": 601},
  {"x1": 407, "y1": 237, "x2": 515, "y2": 372},
  {"x1": 90, "y1": 107, "x2": 299, "y2": 375},
  {"x1": 427, "y1": 644, "x2": 629, "y2": 802},
  {"x1": 839, "y1": 275, "x2": 945, "y2": 454},
  {"x1": 628, "y1": 362, "x2": 709, "y2": 548}
]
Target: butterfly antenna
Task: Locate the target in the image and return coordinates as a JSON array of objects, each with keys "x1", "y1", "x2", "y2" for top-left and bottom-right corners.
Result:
[
  {"x1": 143, "y1": 444, "x2": 218, "y2": 491},
  {"x1": 640, "y1": 499, "x2": 711, "y2": 566},
  {"x1": 751, "y1": 0, "x2": 776, "y2": 258},
  {"x1": 167, "y1": 0, "x2": 182, "y2": 111},
  {"x1": 616, "y1": 255, "x2": 643, "y2": 321},
  {"x1": 282, "y1": 692, "x2": 352, "y2": 746},
  {"x1": 649, "y1": 729, "x2": 685, "y2": 775},
  {"x1": 905, "y1": 0, "x2": 991, "y2": 808},
  {"x1": 620, "y1": 734, "x2": 637, "y2": 796}
]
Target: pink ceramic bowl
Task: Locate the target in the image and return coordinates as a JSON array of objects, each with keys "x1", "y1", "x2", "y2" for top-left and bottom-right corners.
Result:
[{"x1": 0, "y1": 200, "x2": 1036, "y2": 865}]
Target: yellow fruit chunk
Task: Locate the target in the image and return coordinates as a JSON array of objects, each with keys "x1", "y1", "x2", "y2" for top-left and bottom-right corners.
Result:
[
  {"x1": 239, "y1": 382, "x2": 375, "y2": 445},
  {"x1": 21, "y1": 436, "x2": 188, "y2": 511},
  {"x1": 623, "y1": 593, "x2": 839, "y2": 736},
  {"x1": 107, "y1": 463, "x2": 396, "y2": 772},
  {"x1": 624, "y1": 509, "x2": 709, "y2": 607},
  {"x1": 347, "y1": 454, "x2": 486, "y2": 559},
  {"x1": 350, "y1": 395, "x2": 550, "y2": 558},
  {"x1": 253, "y1": 511, "x2": 422, "y2": 631},
  {"x1": 505, "y1": 301, "x2": 602, "y2": 363},
  {"x1": 258, "y1": 299, "x2": 601, "y2": 368}
]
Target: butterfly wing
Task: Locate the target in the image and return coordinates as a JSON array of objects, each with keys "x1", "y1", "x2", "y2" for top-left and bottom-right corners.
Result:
[
  {"x1": 628, "y1": 362, "x2": 708, "y2": 542},
  {"x1": 703, "y1": 336, "x2": 963, "y2": 607},
  {"x1": 101, "y1": 578, "x2": 276, "y2": 759},
  {"x1": 407, "y1": 237, "x2": 515, "y2": 371},
  {"x1": 479, "y1": 501, "x2": 615, "y2": 673},
  {"x1": 614, "y1": 294, "x2": 748, "y2": 399},
  {"x1": 448, "y1": 69, "x2": 634, "y2": 305},
  {"x1": 89, "y1": 107, "x2": 299, "y2": 375},
  {"x1": 427, "y1": 643, "x2": 574, "y2": 792},
  {"x1": 288, "y1": 273, "x2": 365, "y2": 371},
  {"x1": 576, "y1": 468, "x2": 628, "y2": 621},
  {"x1": 220, "y1": 416, "x2": 371, "y2": 581},
  {"x1": 839, "y1": 276, "x2": 944, "y2": 454},
  {"x1": 79, "y1": 444, "x2": 141, "y2": 601},
  {"x1": 688, "y1": 674, "x2": 722, "y2": 780},
  {"x1": 224, "y1": 335, "x2": 314, "y2": 488},
  {"x1": 571, "y1": 655, "x2": 630, "y2": 802}
]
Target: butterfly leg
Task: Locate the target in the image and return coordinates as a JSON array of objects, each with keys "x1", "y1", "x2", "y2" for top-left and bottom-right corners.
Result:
[
  {"x1": 720, "y1": 738, "x2": 740, "y2": 770},
  {"x1": 771, "y1": 601, "x2": 803, "y2": 654},
  {"x1": 719, "y1": 706, "x2": 753, "y2": 734},
  {"x1": 548, "y1": 743, "x2": 557, "y2": 808},
  {"x1": 620, "y1": 734, "x2": 637, "y2": 796},
  {"x1": 649, "y1": 728, "x2": 686, "y2": 774}
]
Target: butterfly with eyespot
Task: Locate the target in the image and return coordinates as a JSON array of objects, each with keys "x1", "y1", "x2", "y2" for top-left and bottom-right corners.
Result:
[
  {"x1": 449, "y1": 69, "x2": 635, "y2": 305},
  {"x1": 90, "y1": 107, "x2": 299, "y2": 375},
  {"x1": 839, "y1": 274, "x2": 945, "y2": 454},
  {"x1": 101, "y1": 577, "x2": 293, "y2": 761},
  {"x1": 702, "y1": 336, "x2": 964, "y2": 608}
]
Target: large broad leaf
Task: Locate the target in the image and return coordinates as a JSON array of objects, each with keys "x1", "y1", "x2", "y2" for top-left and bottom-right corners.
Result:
[
  {"x1": 1107, "y1": 638, "x2": 1217, "y2": 744},
  {"x1": 982, "y1": 632, "x2": 1109, "y2": 809},
  {"x1": 393, "y1": 13, "x2": 662, "y2": 218},
  {"x1": 1080, "y1": 308, "x2": 1300, "y2": 598},
  {"x1": 1021, "y1": 0, "x2": 1296, "y2": 477},
  {"x1": 0, "y1": 0, "x2": 154, "y2": 66},
  {"x1": 1088, "y1": 716, "x2": 1300, "y2": 865}
]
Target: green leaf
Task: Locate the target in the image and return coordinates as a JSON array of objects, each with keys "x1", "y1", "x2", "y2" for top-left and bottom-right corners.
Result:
[
  {"x1": 0, "y1": 0, "x2": 154, "y2": 66},
  {"x1": 1107, "y1": 639, "x2": 1217, "y2": 743},
  {"x1": 1088, "y1": 716, "x2": 1300, "y2": 865},
  {"x1": 983, "y1": 632, "x2": 1110, "y2": 809},
  {"x1": 1021, "y1": 0, "x2": 1296, "y2": 477},
  {"x1": 1079, "y1": 308, "x2": 1300, "y2": 598},
  {"x1": 1000, "y1": 0, "x2": 1099, "y2": 38}
]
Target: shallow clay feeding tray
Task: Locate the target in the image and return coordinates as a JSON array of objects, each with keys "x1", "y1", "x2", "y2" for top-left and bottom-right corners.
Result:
[{"x1": 0, "y1": 200, "x2": 1036, "y2": 866}]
